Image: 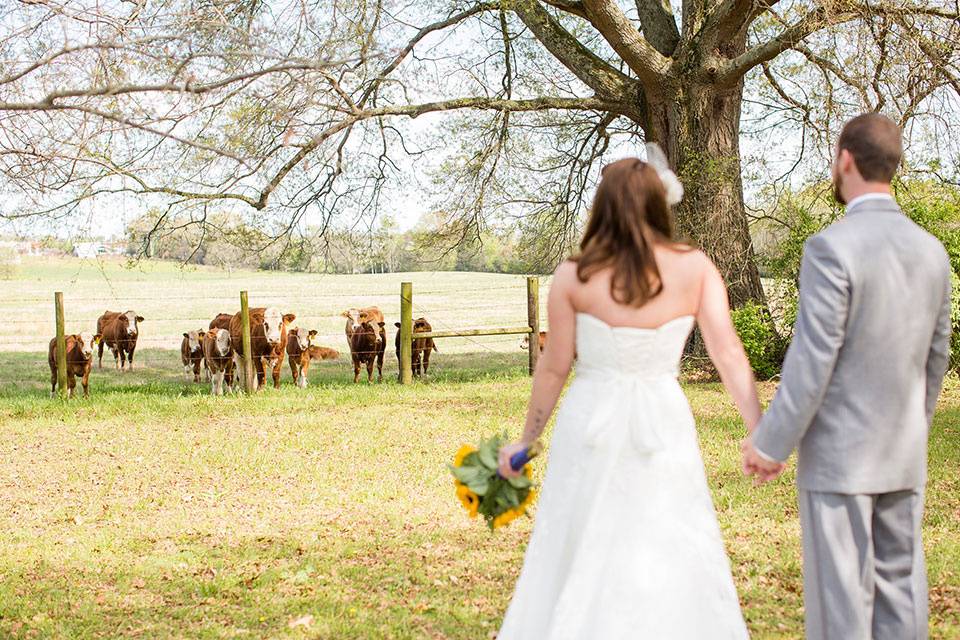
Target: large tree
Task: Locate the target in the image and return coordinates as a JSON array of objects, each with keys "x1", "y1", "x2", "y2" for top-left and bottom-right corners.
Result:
[{"x1": 1, "y1": 0, "x2": 958, "y2": 304}]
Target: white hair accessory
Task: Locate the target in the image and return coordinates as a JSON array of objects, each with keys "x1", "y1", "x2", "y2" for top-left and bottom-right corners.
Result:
[{"x1": 644, "y1": 142, "x2": 684, "y2": 206}]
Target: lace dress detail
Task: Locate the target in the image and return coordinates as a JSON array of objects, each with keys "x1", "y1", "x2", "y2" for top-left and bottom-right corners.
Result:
[{"x1": 497, "y1": 314, "x2": 749, "y2": 639}]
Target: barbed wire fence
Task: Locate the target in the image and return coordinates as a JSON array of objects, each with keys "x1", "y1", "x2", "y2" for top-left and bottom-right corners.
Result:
[{"x1": 0, "y1": 278, "x2": 549, "y2": 382}]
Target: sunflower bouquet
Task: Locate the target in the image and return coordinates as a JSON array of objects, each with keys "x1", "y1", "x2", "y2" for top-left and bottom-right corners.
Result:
[{"x1": 449, "y1": 432, "x2": 542, "y2": 530}]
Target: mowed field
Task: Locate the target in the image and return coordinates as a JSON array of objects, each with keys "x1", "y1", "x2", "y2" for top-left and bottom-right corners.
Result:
[{"x1": 0, "y1": 257, "x2": 958, "y2": 639}]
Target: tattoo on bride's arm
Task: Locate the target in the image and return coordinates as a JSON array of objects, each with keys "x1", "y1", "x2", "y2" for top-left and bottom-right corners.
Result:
[{"x1": 528, "y1": 407, "x2": 546, "y2": 438}]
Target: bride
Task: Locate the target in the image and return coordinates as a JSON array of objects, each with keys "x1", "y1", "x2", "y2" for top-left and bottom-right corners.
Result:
[{"x1": 496, "y1": 156, "x2": 760, "y2": 638}]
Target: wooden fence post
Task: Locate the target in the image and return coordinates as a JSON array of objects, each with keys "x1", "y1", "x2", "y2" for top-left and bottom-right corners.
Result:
[
  {"x1": 54, "y1": 291, "x2": 67, "y2": 399},
  {"x1": 527, "y1": 277, "x2": 539, "y2": 376},
  {"x1": 400, "y1": 282, "x2": 413, "y2": 385},
  {"x1": 240, "y1": 291, "x2": 255, "y2": 393}
]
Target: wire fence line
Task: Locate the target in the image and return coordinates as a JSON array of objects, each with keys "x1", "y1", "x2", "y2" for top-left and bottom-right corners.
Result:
[{"x1": 0, "y1": 278, "x2": 549, "y2": 356}]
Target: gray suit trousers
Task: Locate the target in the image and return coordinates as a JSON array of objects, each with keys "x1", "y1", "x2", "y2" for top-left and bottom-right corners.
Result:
[{"x1": 799, "y1": 489, "x2": 928, "y2": 640}]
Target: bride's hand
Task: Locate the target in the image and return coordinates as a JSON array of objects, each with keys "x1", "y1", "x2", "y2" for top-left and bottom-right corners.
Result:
[{"x1": 498, "y1": 441, "x2": 527, "y2": 478}]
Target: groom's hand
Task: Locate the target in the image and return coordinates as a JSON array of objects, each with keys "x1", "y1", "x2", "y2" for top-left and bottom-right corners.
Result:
[{"x1": 741, "y1": 438, "x2": 786, "y2": 484}]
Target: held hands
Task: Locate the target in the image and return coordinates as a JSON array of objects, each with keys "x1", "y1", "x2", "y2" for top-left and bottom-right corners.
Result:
[{"x1": 741, "y1": 438, "x2": 786, "y2": 485}]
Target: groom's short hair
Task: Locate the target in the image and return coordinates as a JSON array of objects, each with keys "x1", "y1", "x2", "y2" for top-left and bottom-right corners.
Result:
[{"x1": 838, "y1": 113, "x2": 902, "y2": 184}]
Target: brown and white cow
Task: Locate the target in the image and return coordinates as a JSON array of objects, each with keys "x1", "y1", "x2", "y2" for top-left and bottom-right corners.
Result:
[
  {"x1": 347, "y1": 320, "x2": 386, "y2": 383},
  {"x1": 227, "y1": 307, "x2": 296, "y2": 391},
  {"x1": 48, "y1": 332, "x2": 101, "y2": 398},
  {"x1": 181, "y1": 329, "x2": 207, "y2": 383},
  {"x1": 209, "y1": 313, "x2": 233, "y2": 331},
  {"x1": 286, "y1": 327, "x2": 318, "y2": 388},
  {"x1": 97, "y1": 310, "x2": 143, "y2": 370},
  {"x1": 203, "y1": 328, "x2": 235, "y2": 396},
  {"x1": 394, "y1": 317, "x2": 438, "y2": 378},
  {"x1": 520, "y1": 331, "x2": 548, "y2": 353},
  {"x1": 342, "y1": 307, "x2": 384, "y2": 347}
]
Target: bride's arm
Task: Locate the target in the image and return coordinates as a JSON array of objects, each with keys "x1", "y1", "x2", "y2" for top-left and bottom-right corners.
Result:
[
  {"x1": 696, "y1": 259, "x2": 762, "y2": 432},
  {"x1": 498, "y1": 262, "x2": 577, "y2": 477}
]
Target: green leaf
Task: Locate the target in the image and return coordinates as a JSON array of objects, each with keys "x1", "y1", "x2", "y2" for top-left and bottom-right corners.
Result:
[
  {"x1": 477, "y1": 440, "x2": 498, "y2": 470},
  {"x1": 467, "y1": 477, "x2": 489, "y2": 496},
  {"x1": 505, "y1": 474, "x2": 532, "y2": 489}
]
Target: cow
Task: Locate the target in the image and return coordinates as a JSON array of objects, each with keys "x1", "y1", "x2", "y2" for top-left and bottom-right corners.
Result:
[
  {"x1": 347, "y1": 320, "x2": 386, "y2": 383},
  {"x1": 342, "y1": 307, "x2": 385, "y2": 349},
  {"x1": 96, "y1": 310, "x2": 143, "y2": 370},
  {"x1": 203, "y1": 328, "x2": 234, "y2": 396},
  {"x1": 227, "y1": 307, "x2": 296, "y2": 391},
  {"x1": 286, "y1": 327, "x2": 318, "y2": 388},
  {"x1": 520, "y1": 331, "x2": 548, "y2": 353},
  {"x1": 209, "y1": 313, "x2": 233, "y2": 331},
  {"x1": 48, "y1": 332, "x2": 101, "y2": 398},
  {"x1": 181, "y1": 329, "x2": 207, "y2": 383},
  {"x1": 394, "y1": 317, "x2": 438, "y2": 379}
]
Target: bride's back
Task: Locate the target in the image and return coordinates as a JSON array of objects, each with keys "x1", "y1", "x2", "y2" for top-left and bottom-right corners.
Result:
[
  {"x1": 563, "y1": 156, "x2": 709, "y2": 329},
  {"x1": 568, "y1": 244, "x2": 708, "y2": 329}
]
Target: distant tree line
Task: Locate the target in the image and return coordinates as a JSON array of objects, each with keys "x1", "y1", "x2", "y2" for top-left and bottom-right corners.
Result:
[{"x1": 124, "y1": 212, "x2": 551, "y2": 275}]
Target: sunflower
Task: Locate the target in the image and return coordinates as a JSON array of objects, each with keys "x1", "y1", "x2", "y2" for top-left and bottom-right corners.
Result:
[
  {"x1": 492, "y1": 508, "x2": 520, "y2": 529},
  {"x1": 456, "y1": 483, "x2": 480, "y2": 518},
  {"x1": 453, "y1": 444, "x2": 477, "y2": 467}
]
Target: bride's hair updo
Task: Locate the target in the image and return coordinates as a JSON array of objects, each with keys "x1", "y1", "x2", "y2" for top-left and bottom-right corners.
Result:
[{"x1": 574, "y1": 158, "x2": 677, "y2": 307}]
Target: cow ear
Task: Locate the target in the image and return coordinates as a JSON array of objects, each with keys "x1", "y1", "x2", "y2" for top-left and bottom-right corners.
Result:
[
  {"x1": 94, "y1": 334, "x2": 102, "y2": 344},
  {"x1": 340, "y1": 311, "x2": 350, "y2": 318},
  {"x1": 309, "y1": 330, "x2": 318, "y2": 338},
  {"x1": 136, "y1": 316, "x2": 145, "y2": 322},
  {"x1": 378, "y1": 322, "x2": 386, "y2": 328},
  {"x1": 283, "y1": 313, "x2": 296, "y2": 324},
  {"x1": 183, "y1": 333, "x2": 189, "y2": 338},
  {"x1": 394, "y1": 322, "x2": 401, "y2": 328}
]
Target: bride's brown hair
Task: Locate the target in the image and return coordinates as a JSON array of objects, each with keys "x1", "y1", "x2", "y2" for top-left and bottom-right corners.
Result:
[{"x1": 573, "y1": 158, "x2": 677, "y2": 307}]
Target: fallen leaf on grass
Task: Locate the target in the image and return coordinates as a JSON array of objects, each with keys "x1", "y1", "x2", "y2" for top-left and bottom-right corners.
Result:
[{"x1": 287, "y1": 614, "x2": 314, "y2": 629}]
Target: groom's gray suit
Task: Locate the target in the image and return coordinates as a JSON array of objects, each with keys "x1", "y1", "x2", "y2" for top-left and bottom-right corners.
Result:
[{"x1": 752, "y1": 194, "x2": 952, "y2": 640}]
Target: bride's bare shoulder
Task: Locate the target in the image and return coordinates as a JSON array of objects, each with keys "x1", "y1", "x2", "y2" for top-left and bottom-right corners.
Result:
[
  {"x1": 657, "y1": 243, "x2": 712, "y2": 272},
  {"x1": 552, "y1": 259, "x2": 580, "y2": 287}
]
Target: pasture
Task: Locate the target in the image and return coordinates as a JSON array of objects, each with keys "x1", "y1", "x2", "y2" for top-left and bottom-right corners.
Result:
[{"x1": 0, "y1": 257, "x2": 958, "y2": 639}]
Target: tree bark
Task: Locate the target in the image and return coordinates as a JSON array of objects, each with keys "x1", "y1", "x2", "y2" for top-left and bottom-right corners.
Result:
[{"x1": 641, "y1": 79, "x2": 766, "y2": 308}]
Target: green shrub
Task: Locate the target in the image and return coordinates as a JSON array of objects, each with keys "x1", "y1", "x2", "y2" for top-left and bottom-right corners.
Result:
[{"x1": 731, "y1": 302, "x2": 783, "y2": 380}]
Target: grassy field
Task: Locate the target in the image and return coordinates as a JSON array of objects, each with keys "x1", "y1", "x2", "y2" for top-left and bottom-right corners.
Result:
[{"x1": 0, "y1": 257, "x2": 958, "y2": 639}]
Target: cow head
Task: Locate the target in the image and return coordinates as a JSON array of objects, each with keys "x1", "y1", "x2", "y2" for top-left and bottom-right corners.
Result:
[
  {"x1": 183, "y1": 330, "x2": 204, "y2": 353},
  {"x1": 122, "y1": 311, "x2": 143, "y2": 336},
  {"x1": 260, "y1": 309, "x2": 295, "y2": 346},
  {"x1": 342, "y1": 308, "x2": 363, "y2": 333},
  {"x1": 210, "y1": 328, "x2": 231, "y2": 357},
  {"x1": 413, "y1": 317, "x2": 431, "y2": 334},
  {"x1": 78, "y1": 332, "x2": 101, "y2": 359},
  {"x1": 290, "y1": 327, "x2": 311, "y2": 351}
]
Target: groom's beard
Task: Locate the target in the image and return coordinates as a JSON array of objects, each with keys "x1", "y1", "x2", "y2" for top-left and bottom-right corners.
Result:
[{"x1": 832, "y1": 172, "x2": 847, "y2": 206}]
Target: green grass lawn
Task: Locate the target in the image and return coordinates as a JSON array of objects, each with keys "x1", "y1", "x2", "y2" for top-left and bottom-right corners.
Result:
[{"x1": 0, "y1": 258, "x2": 958, "y2": 638}]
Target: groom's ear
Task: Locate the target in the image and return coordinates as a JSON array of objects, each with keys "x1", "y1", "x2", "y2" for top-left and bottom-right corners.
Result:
[{"x1": 837, "y1": 148, "x2": 856, "y2": 176}]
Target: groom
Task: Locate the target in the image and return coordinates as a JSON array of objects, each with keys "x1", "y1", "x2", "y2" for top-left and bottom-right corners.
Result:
[{"x1": 742, "y1": 113, "x2": 952, "y2": 639}]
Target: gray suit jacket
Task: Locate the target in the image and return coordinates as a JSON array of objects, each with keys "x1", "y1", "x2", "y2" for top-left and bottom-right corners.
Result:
[{"x1": 753, "y1": 196, "x2": 952, "y2": 494}]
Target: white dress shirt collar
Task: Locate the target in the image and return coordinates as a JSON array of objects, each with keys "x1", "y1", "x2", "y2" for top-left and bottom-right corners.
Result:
[{"x1": 845, "y1": 192, "x2": 895, "y2": 212}]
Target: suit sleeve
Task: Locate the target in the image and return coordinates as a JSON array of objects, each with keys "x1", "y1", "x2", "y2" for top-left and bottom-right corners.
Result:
[
  {"x1": 752, "y1": 235, "x2": 850, "y2": 462},
  {"x1": 925, "y1": 270, "x2": 953, "y2": 425}
]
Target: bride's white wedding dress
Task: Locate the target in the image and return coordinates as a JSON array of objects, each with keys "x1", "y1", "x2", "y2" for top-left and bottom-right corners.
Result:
[{"x1": 498, "y1": 313, "x2": 749, "y2": 639}]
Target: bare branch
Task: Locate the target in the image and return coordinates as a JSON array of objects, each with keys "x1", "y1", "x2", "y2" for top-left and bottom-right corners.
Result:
[{"x1": 581, "y1": 0, "x2": 671, "y2": 87}]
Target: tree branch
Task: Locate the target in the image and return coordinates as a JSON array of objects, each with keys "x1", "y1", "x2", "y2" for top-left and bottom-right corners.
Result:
[
  {"x1": 258, "y1": 96, "x2": 625, "y2": 210},
  {"x1": 634, "y1": 0, "x2": 680, "y2": 56},
  {"x1": 509, "y1": 0, "x2": 641, "y2": 100},
  {"x1": 542, "y1": 0, "x2": 588, "y2": 19},
  {"x1": 715, "y1": 2, "x2": 960, "y2": 87},
  {"x1": 581, "y1": 0, "x2": 671, "y2": 88}
]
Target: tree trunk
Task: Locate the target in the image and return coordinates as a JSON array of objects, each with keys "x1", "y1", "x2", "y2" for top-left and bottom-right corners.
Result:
[{"x1": 641, "y1": 81, "x2": 766, "y2": 309}]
